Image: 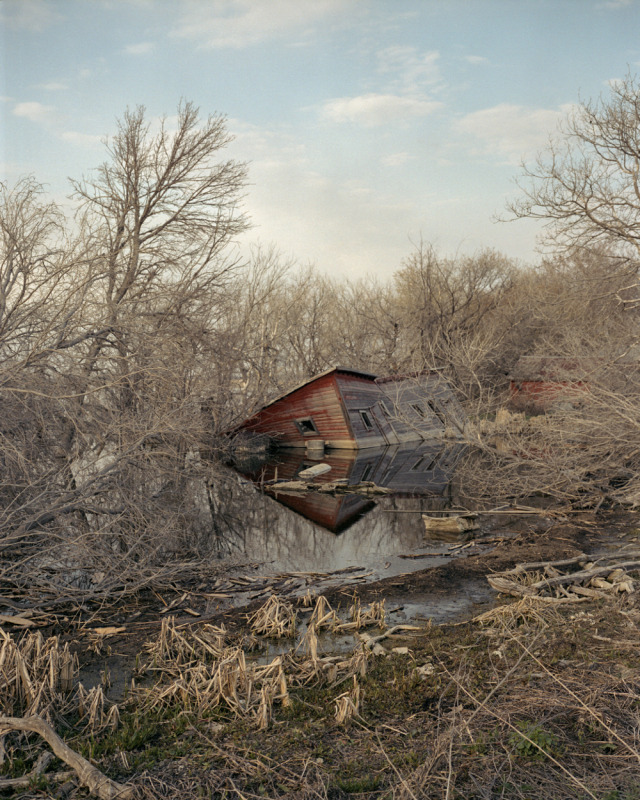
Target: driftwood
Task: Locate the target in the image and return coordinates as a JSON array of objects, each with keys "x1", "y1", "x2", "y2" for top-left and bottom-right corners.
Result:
[
  {"x1": 422, "y1": 513, "x2": 479, "y2": 533},
  {"x1": 487, "y1": 552, "x2": 640, "y2": 600},
  {"x1": 270, "y1": 479, "x2": 391, "y2": 495},
  {"x1": 358, "y1": 624, "x2": 423, "y2": 651},
  {"x1": 0, "y1": 750, "x2": 59, "y2": 790},
  {"x1": 0, "y1": 715, "x2": 134, "y2": 799}
]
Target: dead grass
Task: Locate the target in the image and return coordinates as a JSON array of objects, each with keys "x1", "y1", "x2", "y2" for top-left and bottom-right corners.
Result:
[{"x1": 4, "y1": 590, "x2": 640, "y2": 798}]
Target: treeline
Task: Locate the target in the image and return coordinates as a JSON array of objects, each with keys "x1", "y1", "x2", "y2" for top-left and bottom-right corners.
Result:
[{"x1": 3, "y1": 76, "x2": 640, "y2": 599}]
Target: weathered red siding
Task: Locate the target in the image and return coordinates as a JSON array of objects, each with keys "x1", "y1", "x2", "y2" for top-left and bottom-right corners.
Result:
[{"x1": 241, "y1": 373, "x2": 353, "y2": 447}]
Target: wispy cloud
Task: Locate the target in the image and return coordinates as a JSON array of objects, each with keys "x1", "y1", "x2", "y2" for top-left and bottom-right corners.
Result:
[
  {"x1": 38, "y1": 81, "x2": 68, "y2": 91},
  {"x1": 455, "y1": 103, "x2": 573, "y2": 164},
  {"x1": 321, "y1": 93, "x2": 442, "y2": 127},
  {"x1": 124, "y1": 41, "x2": 155, "y2": 56},
  {"x1": 0, "y1": 0, "x2": 60, "y2": 31},
  {"x1": 376, "y1": 46, "x2": 442, "y2": 93},
  {"x1": 13, "y1": 101, "x2": 56, "y2": 124},
  {"x1": 466, "y1": 55, "x2": 489, "y2": 65},
  {"x1": 60, "y1": 131, "x2": 104, "y2": 148},
  {"x1": 596, "y1": 0, "x2": 633, "y2": 8},
  {"x1": 382, "y1": 152, "x2": 413, "y2": 167},
  {"x1": 172, "y1": 0, "x2": 350, "y2": 48}
]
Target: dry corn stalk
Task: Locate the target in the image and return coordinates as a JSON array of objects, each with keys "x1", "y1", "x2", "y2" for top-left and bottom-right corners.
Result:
[
  {"x1": 254, "y1": 685, "x2": 273, "y2": 730},
  {"x1": 0, "y1": 631, "x2": 78, "y2": 719},
  {"x1": 308, "y1": 596, "x2": 339, "y2": 631},
  {"x1": 248, "y1": 595, "x2": 297, "y2": 638},
  {"x1": 334, "y1": 676, "x2": 361, "y2": 724},
  {"x1": 76, "y1": 685, "x2": 119, "y2": 735},
  {"x1": 348, "y1": 599, "x2": 386, "y2": 630}
]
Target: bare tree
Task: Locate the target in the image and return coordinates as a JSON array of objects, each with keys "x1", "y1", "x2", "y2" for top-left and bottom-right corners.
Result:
[
  {"x1": 508, "y1": 74, "x2": 640, "y2": 295},
  {"x1": 0, "y1": 104, "x2": 252, "y2": 605}
]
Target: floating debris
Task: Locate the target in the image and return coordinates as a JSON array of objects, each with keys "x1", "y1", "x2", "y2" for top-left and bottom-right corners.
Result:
[{"x1": 422, "y1": 513, "x2": 479, "y2": 533}]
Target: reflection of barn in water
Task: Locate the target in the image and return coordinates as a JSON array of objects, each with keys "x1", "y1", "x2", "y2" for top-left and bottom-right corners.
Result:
[{"x1": 234, "y1": 441, "x2": 466, "y2": 534}]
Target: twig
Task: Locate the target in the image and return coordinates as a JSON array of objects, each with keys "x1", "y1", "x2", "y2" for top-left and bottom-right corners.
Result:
[
  {"x1": 0, "y1": 750, "x2": 54, "y2": 789},
  {"x1": 508, "y1": 635, "x2": 640, "y2": 763}
]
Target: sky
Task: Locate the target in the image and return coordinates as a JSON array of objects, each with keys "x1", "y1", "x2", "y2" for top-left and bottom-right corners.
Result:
[{"x1": 2, "y1": 0, "x2": 640, "y2": 281}]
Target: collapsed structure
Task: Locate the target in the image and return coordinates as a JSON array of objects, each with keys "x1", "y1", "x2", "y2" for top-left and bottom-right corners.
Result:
[{"x1": 236, "y1": 366, "x2": 467, "y2": 450}]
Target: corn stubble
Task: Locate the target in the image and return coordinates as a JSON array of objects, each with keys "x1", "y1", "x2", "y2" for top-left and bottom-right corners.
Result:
[{"x1": 135, "y1": 594, "x2": 383, "y2": 729}]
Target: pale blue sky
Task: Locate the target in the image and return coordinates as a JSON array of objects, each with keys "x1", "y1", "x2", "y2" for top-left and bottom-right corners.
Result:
[{"x1": 2, "y1": 0, "x2": 640, "y2": 278}]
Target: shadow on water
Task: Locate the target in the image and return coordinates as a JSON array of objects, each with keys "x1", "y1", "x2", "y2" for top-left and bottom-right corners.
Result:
[{"x1": 210, "y1": 441, "x2": 476, "y2": 587}]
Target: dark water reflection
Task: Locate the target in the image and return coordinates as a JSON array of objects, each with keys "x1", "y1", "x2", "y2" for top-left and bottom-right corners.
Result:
[{"x1": 211, "y1": 442, "x2": 470, "y2": 580}]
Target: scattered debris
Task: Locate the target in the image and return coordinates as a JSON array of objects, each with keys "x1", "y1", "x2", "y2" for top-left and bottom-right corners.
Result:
[
  {"x1": 423, "y1": 513, "x2": 479, "y2": 533},
  {"x1": 486, "y1": 552, "x2": 640, "y2": 600},
  {"x1": 297, "y1": 463, "x2": 332, "y2": 480},
  {"x1": 270, "y1": 479, "x2": 391, "y2": 495},
  {"x1": 0, "y1": 714, "x2": 134, "y2": 800}
]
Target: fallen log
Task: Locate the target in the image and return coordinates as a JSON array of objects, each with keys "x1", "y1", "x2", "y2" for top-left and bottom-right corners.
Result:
[
  {"x1": 0, "y1": 715, "x2": 134, "y2": 799},
  {"x1": 0, "y1": 750, "x2": 55, "y2": 790}
]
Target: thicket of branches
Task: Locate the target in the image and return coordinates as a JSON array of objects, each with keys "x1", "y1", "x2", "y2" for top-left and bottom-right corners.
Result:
[{"x1": 3, "y1": 79, "x2": 640, "y2": 599}]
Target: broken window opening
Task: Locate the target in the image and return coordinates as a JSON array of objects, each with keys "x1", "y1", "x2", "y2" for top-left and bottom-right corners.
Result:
[
  {"x1": 295, "y1": 417, "x2": 319, "y2": 435},
  {"x1": 427, "y1": 400, "x2": 446, "y2": 424},
  {"x1": 410, "y1": 455, "x2": 438, "y2": 472},
  {"x1": 412, "y1": 403, "x2": 425, "y2": 417},
  {"x1": 361, "y1": 463, "x2": 373, "y2": 482},
  {"x1": 359, "y1": 410, "x2": 374, "y2": 430}
]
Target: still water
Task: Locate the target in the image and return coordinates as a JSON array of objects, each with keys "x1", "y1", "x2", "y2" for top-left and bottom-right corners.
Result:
[{"x1": 212, "y1": 441, "x2": 472, "y2": 581}]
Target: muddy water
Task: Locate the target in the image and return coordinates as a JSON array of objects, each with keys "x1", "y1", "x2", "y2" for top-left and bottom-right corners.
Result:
[{"x1": 213, "y1": 442, "x2": 498, "y2": 623}]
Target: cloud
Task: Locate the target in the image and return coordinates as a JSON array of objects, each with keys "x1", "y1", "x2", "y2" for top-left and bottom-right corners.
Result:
[
  {"x1": 172, "y1": 0, "x2": 349, "y2": 48},
  {"x1": 0, "y1": 0, "x2": 60, "y2": 31},
  {"x1": 60, "y1": 131, "x2": 105, "y2": 148},
  {"x1": 382, "y1": 152, "x2": 413, "y2": 167},
  {"x1": 124, "y1": 41, "x2": 155, "y2": 55},
  {"x1": 321, "y1": 93, "x2": 442, "y2": 127},
  {"x1": 38, "y1": 81, "x2": 68, "y2": 91},
  {"x1": 376, "y1": 46, "x2": 442, "y2": 93},
  {"x1": 596, "y1": 0, "x2": 633, "y2": 8},
  {"x1": 455, "y1": 103, "x2": 573, "y2": 164},
  {"x1": 13, "y1": 101, "x2": 56, "y2": 124},
  {"x1": 465, "y1": 55, "x2": 489, "y2": 65}
]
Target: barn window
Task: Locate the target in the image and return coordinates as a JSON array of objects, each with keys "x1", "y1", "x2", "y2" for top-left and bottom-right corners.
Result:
[
  {"x1": 359, "y1": 410, "x2": 374, "y2": 430},
  {"x1": 410, "y1": 455, "x2": 438, "y2": 472},
  {"x1": 427, "y1": 400, "x2": 446, "y2": 424},
  {"x1": 412, "y1": 403, "x2": 425, "y2": 417},
  {"x1": 379, "y1": 400, "x2": 392, "y2": 417},
  {"x1": 361, "y1": 463, "x2": 373, "y2": 481},
  {"x1": 295, "y1": 417, "x2": 318, "y2": 435}
]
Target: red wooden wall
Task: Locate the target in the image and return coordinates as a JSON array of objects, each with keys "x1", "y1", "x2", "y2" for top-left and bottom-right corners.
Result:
[{"x1": 241, "y1": 372, "x2": 353, "y2": 447}]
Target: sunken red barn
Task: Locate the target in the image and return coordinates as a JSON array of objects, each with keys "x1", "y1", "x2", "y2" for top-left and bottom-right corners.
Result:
[{"x1": 237, "y1": 367, "x2": 466, "y2": 450}]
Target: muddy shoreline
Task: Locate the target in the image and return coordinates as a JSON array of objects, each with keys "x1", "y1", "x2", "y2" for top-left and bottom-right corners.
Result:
[
  {"x1": 4, "y1": 508, "x2": 640, "y2": 799},
  {"x1": 70, "y1": 509, "x2": 634, "y2": 694}
]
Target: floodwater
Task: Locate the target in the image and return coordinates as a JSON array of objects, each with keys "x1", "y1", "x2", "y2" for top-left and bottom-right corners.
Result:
[{"x1": 212, "y1": 441, "x2": 497, "y2": 623}]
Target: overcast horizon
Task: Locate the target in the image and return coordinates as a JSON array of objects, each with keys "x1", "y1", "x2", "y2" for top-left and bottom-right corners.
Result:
[{"x1": 2, "y1": 0, "x2": 640, "y2": 279}]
